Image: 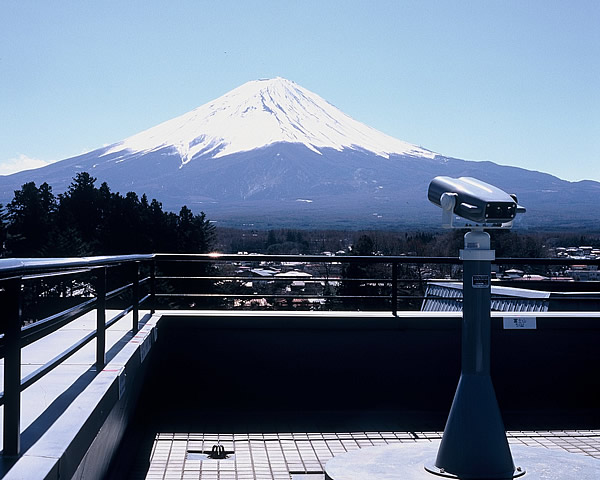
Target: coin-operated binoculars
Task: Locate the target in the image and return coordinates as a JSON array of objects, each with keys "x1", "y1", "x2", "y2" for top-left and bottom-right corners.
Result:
[
  {"x1": 426, "y1": 176, "x2": 526, "y2": 479},
  {"x1": 427, "y1": 176, "x2": 526, "y2": 229}
]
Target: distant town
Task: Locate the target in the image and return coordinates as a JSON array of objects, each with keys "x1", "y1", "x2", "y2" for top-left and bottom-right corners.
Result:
[{"x1": 199, "y1": 233, "x2": 600, "y2": 313}]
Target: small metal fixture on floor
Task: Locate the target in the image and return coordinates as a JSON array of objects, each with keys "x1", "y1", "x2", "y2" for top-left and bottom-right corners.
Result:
[
  {"x1": 186, "y1": 444, "x2": 234, "y2": 461},
  {"x1": 208, "y1": 444, "x2": 228, "y2": 459}
]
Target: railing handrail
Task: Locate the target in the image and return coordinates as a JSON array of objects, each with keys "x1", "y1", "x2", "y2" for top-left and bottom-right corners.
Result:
[
  {"x1": 0, "y1": 254, "x2": 153, "y2": 277},
  {"x1": 154, "y1": 253, "x2": 462, "y2": 264}
]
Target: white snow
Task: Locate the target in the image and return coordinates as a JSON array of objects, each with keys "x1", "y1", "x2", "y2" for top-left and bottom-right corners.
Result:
[{"x1": 103, "y1": 77, "x2": 436, "y2": 162}]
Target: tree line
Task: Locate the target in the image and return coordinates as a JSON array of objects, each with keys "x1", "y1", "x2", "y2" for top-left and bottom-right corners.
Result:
[
  {"x1": 215, "y1": 227, "x2": 555, "y2": 258},
  {"x1": 0, "y1": 172, "x2": 215, "y2": 257}
]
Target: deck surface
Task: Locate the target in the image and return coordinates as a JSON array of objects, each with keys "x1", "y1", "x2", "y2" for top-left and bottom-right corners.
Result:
[{"x1": 121, "y1": 429, "x2": 600, "y2": 480}]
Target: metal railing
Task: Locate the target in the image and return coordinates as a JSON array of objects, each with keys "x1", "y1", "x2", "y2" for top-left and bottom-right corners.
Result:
[
  {"x1": 0, "y1": 255, "x2": 153, "y2": 456},
  {"x1": 1, "y1": 253, "x2": 599, "y2": 457},
  {"x1": 152, "y1": 253, "x2": 600, "y2": 313},
  {"x1": 152, "y1": 253, "x2": 461, "y2": 313}
]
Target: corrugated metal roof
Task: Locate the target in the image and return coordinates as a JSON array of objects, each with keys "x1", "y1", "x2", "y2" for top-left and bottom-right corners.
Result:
[{"x1": 421, "y1": 282, "x2": 550, "y2": 312}]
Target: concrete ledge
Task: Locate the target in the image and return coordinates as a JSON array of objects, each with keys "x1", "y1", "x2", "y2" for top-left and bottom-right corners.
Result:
[
  {"x1": 148, "y1": 310, "x2": 600, "y2": 416},
  {"x1": 4, "y1": 314, "x2": 161, "y2": 480},
  {"x1": 157, "y1": 309, "x2": 600, "y2": 330}
]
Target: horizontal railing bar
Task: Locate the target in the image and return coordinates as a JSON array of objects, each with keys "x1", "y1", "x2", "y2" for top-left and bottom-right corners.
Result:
[
  {"x1": 154, "y1": 293, "x2": 599, "y2": 302},
  {"x1": 153, "y1": 253, "x2": 600, "y2": 266},
  {"x1": 494, "y1": 258, "x2": 600, "y2": 266},
  {"x1": 106, "y1": 305, "x2": 133, "y2": 329},
  {"x1": 155, "y1": 276, "x2": 450, "y2": 283},
  {"x1": 154, "y1": 276, "x2": 600, "y2": 285},
  {"x1": 157, "y1": 276, "x2": 397, "y2": 283},
  {"x1": 422, "y1": 294, "x2": 600, "y2": 300},
  {"x1": 139, "y1": 293, "x2": 151, "y2": 306},
  {"x1": 22, "y1": 268, "x2": 92, "y2": 280},
  {"x1": 154, "y1": 253, "x2": 461, "y2": 264},
  {"x1": 18, "y1": 297, "x2": 98, "y2": 349},
  {"x1": 156, "y1": 293, "x2": 392, "y2": 299},
  {"x1": 107, "y1": 282, "x2": 134, "y2": 300},
  {"x1": 421, "y1": 294, "x2": 600, "y2": 298},
  {"x1": 18, "y1": 329, "x2": 98, "y2": 393},
  {"x1": 156, "y1": 278, "x2": 437, "y2": 285},
  {"x1": 156, "y1": 276, "x2": 430, "y2": 282}
]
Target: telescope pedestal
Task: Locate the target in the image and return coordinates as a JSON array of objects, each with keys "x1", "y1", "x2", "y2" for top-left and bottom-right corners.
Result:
[{"x1": 430, "y1": 232, "x2": 516, "y2": 478}]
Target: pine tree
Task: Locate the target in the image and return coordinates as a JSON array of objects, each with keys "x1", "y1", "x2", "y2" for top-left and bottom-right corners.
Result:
[{"x1": 6, "y1": 182, "x2": 57, "y2": 256}]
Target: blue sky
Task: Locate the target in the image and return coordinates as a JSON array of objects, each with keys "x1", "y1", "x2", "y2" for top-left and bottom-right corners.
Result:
[{"x1": 1, "y1": 1, "x2": 599, "y2": 181}]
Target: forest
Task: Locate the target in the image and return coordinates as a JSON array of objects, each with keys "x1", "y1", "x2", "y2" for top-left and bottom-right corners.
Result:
[{"x1": 0, "y1": 172, "x2": 215, "y2": 258}]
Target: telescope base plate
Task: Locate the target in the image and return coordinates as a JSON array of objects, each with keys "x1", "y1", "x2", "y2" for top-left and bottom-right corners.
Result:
[{"x1": 324, "y1": 441, "x2": 600, "y2": 479}]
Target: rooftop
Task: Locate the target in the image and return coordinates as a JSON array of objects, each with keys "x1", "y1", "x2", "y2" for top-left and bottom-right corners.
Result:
[{"x1": 0, "y1": 254, "x2": 598, "y2": 479}]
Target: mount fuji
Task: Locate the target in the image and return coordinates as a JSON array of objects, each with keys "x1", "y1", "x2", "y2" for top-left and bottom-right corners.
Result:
[{"x1": 2, "y1": 77, "x2": 599, "y2": 229}]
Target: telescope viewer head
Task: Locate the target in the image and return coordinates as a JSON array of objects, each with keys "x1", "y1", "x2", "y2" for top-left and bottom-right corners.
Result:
[{"x1": 428, "y1": 176, "x2": 526, "y2": 227}]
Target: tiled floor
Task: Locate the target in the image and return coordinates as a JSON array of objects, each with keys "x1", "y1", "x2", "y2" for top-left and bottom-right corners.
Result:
[{"x1": 139, "y1": 430, "x2": 600, "y2": 479}]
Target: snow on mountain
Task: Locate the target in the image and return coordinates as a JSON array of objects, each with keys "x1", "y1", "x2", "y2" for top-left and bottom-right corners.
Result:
[{"x1": 102, "y1": 77, "x2": 436, "y2": 164}]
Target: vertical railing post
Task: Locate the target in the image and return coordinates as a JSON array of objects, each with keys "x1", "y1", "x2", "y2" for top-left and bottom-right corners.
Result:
[
  {"x1": 96, "y1": 266, "x2": 106, "y2": 371},
  {"x1": 3, "y1": 277, "x2": 23, "y2": 457},
  {"x1": 132, "y1": 261, "x2": 139, "y2": 333},
  {"x1": 150, "y1": 259, "x2": 156, "y2": 314},
  {"x1": 391, "y1": 262, "x2": 398, "y2": 316}
]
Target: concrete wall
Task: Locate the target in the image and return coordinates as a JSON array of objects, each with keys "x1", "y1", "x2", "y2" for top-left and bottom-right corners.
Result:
[{"x1": 140, "y1": 312, "x2": 600, "y2": 431}]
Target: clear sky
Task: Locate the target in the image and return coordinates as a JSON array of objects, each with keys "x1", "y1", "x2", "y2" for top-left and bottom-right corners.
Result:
[{"x1": 1, "y1": 1, "x2": 599, "y2": 181}]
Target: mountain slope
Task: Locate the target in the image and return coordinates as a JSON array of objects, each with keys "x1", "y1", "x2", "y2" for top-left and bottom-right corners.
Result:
[
  {"x1": 1, "y1": 78, "x2": 598, "y2": 230},
  {"x1": 102, "y1": 77, "x2": 436, "y2": 162}
]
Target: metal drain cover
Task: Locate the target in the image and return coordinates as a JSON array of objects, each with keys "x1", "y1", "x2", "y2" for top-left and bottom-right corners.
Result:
[{"x1": 187, "y1": 445, "x2": 235, "y2": 461}]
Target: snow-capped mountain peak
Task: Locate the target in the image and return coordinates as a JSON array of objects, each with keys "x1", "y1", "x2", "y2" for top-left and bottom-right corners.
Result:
[{"x1": 103, "y1": 77, "x2": 436, "y2": 163}]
